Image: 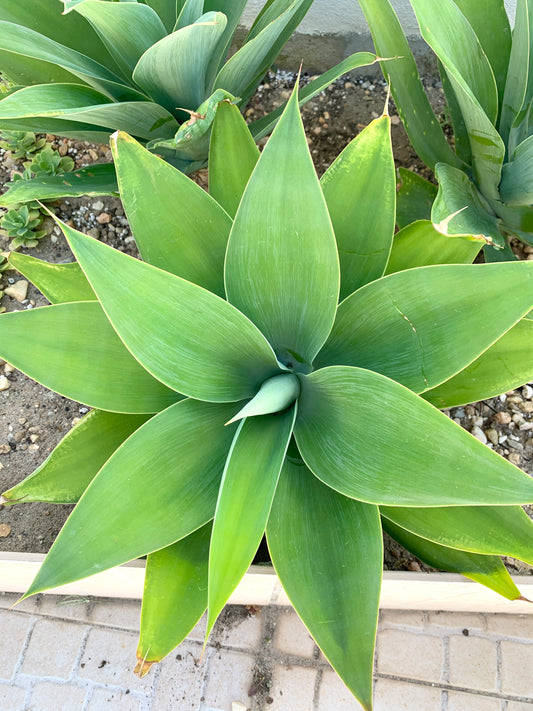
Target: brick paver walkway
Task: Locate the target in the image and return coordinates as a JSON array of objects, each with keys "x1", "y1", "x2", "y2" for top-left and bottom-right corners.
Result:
[{"x1": 0, "y1": 592, "x2": 532, "y2": 710}]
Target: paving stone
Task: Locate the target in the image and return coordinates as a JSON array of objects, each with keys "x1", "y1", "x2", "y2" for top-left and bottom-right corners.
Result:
[
  {"x1": 88, "y1": 598, "x2": 141, "y2": 630},
  {"x1": 78, "y1": 628, "x2": 152, "y2": 693},
  {"x1": 27, "y1": 681, "x2": 86, "y2": 711},
  {"x1": 0, "y1": 593, "x2": 40, "y2": 614},
  {"x1": 39, "y1": 595, "x2": 91, "y2": 623},
  {"x1": 87, "y1": 687, "x2": 142, "y2": 710},
  {"x1": 485, "y1": 614, "x2": 533, "y2": 640},
  {"x1": 0, "y1": 611, "x2": 33, "y2": 680},
  {"x1": 0, "y1": 684, "x2": 26, "y2": 709},
  {"x1": 379, "y1": 610, "x2": 426, "y2": 629},
  {"x1": 269, "y1": 665, "x2": 317, "y2": 711},
  {"x1": 507, "y1": 702, "x2": 533, "y2": 710},
  {"x1": 274, "y1": 610, "x2": 316, "y2": 658},
  {"x1": 151, "y1": 640, "x2": 205, "y2": 711},
  {"x1": 202, "y1": 649, "x2": 256, "y2": 709},
  {"x1": 213, "y1": 606, "x2": 263, "y2": 652},
  {"x1": 373, "y1": 678, "x2": 442, "y2": 711},
  {"x1": 21, "y1": 619, "x2": 85, "y2": 679},
  {"x1": 447, "y1": 690, "x2": 501, "y2": 710},
  {"x1": 377, "y1": 629, "x2": 443, "y2": 682},
  {"x1": 448, "y1": 636, "x2": 497, "y2": 692},
  {"x1": 500, "y1": 641, "x2": 533, "y2": 696},
  {"x1": 317, "y1": 670, "x2": 365, "y2": 710},
  {"x1": 426, "y1": 611, "x2": 486, "y2": 634}
]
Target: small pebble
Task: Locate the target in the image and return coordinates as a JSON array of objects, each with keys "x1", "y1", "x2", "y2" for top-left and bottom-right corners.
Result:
[
  {"x1": 508, "y1": 453, "x2": 521, "y2": 466},
  {"x1": 493, "y1": 411, "x2": 512, "y2": 425},
  {"x1": 522, "y1": 384, "x2": 533, "y2": 399},
  {"x1": 92, "y1": 200, "x2": 104, "y2": 211},
  {"x1": 96, "y1": 212, "x2": 111, "y2": 224},
  {"x1": 471, "y1": 426, "x2": 487, "y2": 444},
  {"x1": 519, "y1": 401, "x2": 533, "y2": 413},
  {"x1": 0, "y1": 375, "x2": 10, "y2": 391},
  {"x1": 484, "y1": 428, "x2": 499, "y2": 446},
  {"x1": 0, "y1": 524, "x2": 11, "y2": 537},
  {"x1": 4, "y1": 279, "x2": 28, "y2": 302}
]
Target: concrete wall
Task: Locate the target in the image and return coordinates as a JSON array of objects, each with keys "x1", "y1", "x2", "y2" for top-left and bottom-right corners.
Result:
[{"x1": 239, "y1": 0, "x2": 518, "y2": 72}]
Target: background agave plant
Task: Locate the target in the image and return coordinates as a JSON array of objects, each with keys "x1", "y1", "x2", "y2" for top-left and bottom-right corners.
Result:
[
  {"x1": 2, "y1": 88, "x2": 533, "y2": 710},
  {"x1": 0, "y1": 0, "x2": 377, "y2": 205},
  {"x1": 358, "y1": 0, "x2": 533, "y2": 261}
]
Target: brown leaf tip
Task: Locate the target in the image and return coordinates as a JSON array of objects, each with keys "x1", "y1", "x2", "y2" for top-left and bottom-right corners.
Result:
[{"x1": 134, "y1": 653, "x2": 155, "y2": 678}]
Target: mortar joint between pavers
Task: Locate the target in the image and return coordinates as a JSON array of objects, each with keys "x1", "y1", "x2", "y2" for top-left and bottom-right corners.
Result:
[
  {"x1": 375, "y1": 672, "x2": 533, "y2": 705},
  {"x1": 11, "y1": 616, "x2": 38, "y2": 684},
  {"x1": 442, "y1": 636, "x2": 450, "y2": 685},
  {"x1": 441, "y1": 688, "x2": 448, "y2": 711},
  {"x1": 197, "y1": 645, "x2": 215, "y2": 711},
  {"x1": 311, "y1": 667, "x2": 323, "y2": 711},
  {"x1": 496, "y1": 640, "x2": 503, "y2": 694}
]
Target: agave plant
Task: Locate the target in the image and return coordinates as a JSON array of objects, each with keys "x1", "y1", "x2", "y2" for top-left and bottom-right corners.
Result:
[
  {"x1": 2, "y1": 89, "x2": 533, "y2": 710},
  {"x1": 0, "y1": 0, "x2": 377, "y2": 206},
  {"x1": 358, "y1": 0, "x2": 533, "y2": 260}
]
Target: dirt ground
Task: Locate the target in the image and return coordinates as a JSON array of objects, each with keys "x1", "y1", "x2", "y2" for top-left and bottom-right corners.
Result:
[{"x1": 0, "y1": 70, "x2": 532, "y2": 577}]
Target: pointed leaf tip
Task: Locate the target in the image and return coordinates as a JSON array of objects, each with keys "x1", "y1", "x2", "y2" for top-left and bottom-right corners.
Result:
[
  {"x1": 225, "y1": 373, "x2": 299, "y2": 424},
  {"x1": 134, "y1": 653, "x2": 154, "y2": 678}
]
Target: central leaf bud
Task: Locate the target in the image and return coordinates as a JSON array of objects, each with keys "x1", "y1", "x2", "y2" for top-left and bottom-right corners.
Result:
[{"x1": 226, "y1": 373, "x2": 300, "y2": 425}]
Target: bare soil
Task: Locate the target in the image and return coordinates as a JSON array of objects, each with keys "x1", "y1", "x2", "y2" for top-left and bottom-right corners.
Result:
[{"x1": 0, "y1": 70, "x2": 532, "y2": 577}]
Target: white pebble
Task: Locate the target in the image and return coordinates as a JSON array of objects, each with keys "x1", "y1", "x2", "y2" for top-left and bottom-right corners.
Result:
[
  {"x1": 471, "y1": 425, "x2": 487, "y2": 444},
  {"x1": 0, "y1": 375, "x2": 10, "y2": 391}
]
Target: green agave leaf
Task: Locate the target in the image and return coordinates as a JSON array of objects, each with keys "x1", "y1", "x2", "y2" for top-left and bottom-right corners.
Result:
[
  {"x1": 145, "y1": 0, "x2": 179, "y2": 32},
  {"x1": 500, "y1": 135, "x2": 533, "y2": 206},
  {"x1": 0, "y1": 21, "x2": 144, "y2": 102},
  {"x1": 294, "y1": 366, "x2": 533, "y2": 506},
  {"x1": 267, "y1": 457, "x2": 382, "y2": 711},
  {"x1": 245, "y1": 0, "x2": 309, "y2": 41},
  {"x1": 395, "y1": 168, "x2": 438, "y2": 229},
  {"x1": 70, "y1": 0, "x2": 167, "y2": 78},
  {"x1": 0, "y1": 49, "x2": 78, "y2": 88},
  {"x1": 61, "y1": 222, "x2": 280, "y2": 402},
  {"x1": 7, "y1": 252, "x2": 96, "y2": 303},
  {"x1": 0, "y1": 164, "x2": 118, "y2": 207},
  {"x1": 381, "y1": 503, "x2": 533, "y2": 565},
  {"x1": 175, "y1": 0, "x2": 205, "y2": 29},
  {"x1": 0, "y1": 84, "x2": 180, "y2": 142},
  {"x1": 488, "y1": 198, "x2": 533, "y2": 237},
  {"x1": 321, "y1": 114, "x2": 395, "y2": 298},
  {"x1": 0, "y1": 115, "x2": 109, "y2": 142},
  {"x1": 203, "y1": 0, "x2": 248, "y2": 84},
  {"x1": 207, "y1": 406, "x2": 296, "y2": 636},
  {"x1": 133, "y1": 12, "x2": 227, "y2": 114},
  {"x1": 225, "y1": 85, "x2": 339, "y2": 369},
  {"x1": 136, "y1": 523, "x2": 211, "y2": 676},
  {"x1": 382, "y1": 518, "x2": 521, "y2": 601},
  {"x1": 451, "y1": 0, "x2": 511, "y2": 112},
  {"x1": 385, "y1": 220, "x2": 483, "y2": 275},
  {"x1": 208, "y1": 100, "x2": 260, "y2": 218},
  {"x1": 249, "y1": 51, "x2": 377, "y2": 142},
  {"x1": 423, "y1": 319, "x2": 533, "y2": 408},
  {"x1": 213, "y1": 0, "x2": 308, "y2": 105},
  {"x1": 24, "y1": 399, "x2": 238, "y2": 597},
  {"x1": 318, "y1": 263, "x2": 533, "y2": 394},
  {"x1": 0, "y1": 0, "x2": 122, "y2": 75},
  {"x1": 432, "y1": 163, "x2": 504, "y2": 248},
  {"x1": 438, "y1": 60, "x2": 472, "y2": 165},
  {"x1": 111, "y1": 131, "x2": 230, "y2": 296},
  {"x1": 357, "y1": 0, "x2": 461, "y2": 171},
  {"x1": 499, "y1": 0, "x2": 531, "y2": 148},
  {"x1": 410, "y1": 0, "x2": 498, "y2": 125},
  {"x1": 1, "y1": 410, "x2": 150, "y2": 505},
  {"x1": 0, "y1": 301, "x2": 179, "y2": 413}
]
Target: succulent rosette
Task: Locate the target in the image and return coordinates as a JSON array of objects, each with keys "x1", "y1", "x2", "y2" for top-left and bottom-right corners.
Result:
[{"x1": 2, "y1": 88, "x2": 533, "y2": 709}]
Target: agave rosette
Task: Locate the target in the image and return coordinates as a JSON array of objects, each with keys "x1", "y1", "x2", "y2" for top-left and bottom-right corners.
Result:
[{"x1": 2, "y1": 89, "x2": 533, "y2": 709}]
